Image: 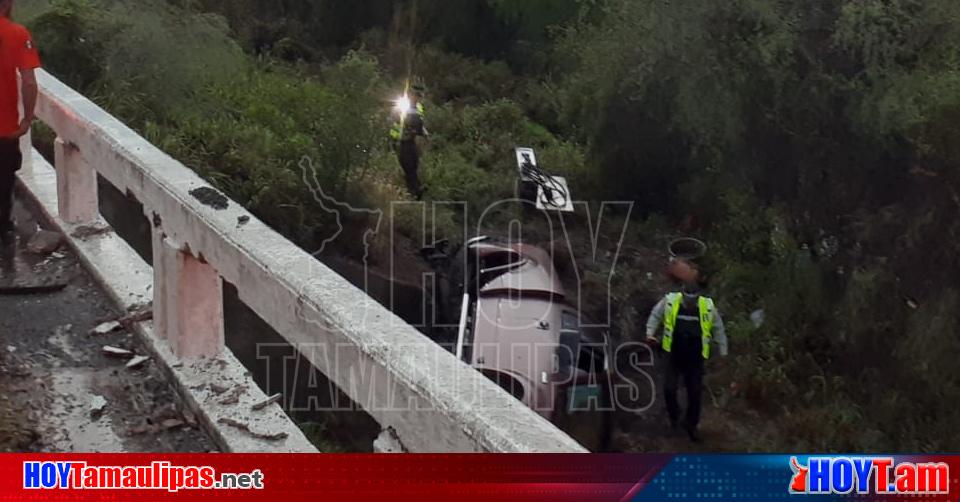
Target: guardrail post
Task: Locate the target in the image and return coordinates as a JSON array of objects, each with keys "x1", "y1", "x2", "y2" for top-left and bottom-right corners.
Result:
[
  {"x1": 152, "y1": 228, "x2": 225, "y2": 359},
  {"x1": 53, "y1": 137, "x2": 98, "y2": 224}
]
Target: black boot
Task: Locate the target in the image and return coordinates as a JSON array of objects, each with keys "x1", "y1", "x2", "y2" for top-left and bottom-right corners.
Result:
[{"x1": 686, "y1": 425, "x2": 702, "y2": 443}]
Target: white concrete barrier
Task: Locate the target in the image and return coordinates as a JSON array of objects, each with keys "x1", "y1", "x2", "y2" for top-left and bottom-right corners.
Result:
[{"x1": 31, "y1": 70, "x2": 586, "y2": 453}]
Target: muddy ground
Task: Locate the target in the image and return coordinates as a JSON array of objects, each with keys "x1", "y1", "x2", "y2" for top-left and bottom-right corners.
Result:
[{"x1": 0, "y1": 200, "x2": 215, "y2": 452}]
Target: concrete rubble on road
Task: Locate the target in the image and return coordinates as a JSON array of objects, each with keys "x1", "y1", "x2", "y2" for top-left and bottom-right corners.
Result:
[
  {"x1": 90, "y1": 321, "x2": 122, "y2": 336},
  {"x1": 89, "y1": 395, "x2": 107, "y2": 418},
  {"x1": 125, "y1": 355, "x2": 150, "y2": 369},
  {"x1": 26, "y1": 230, "x2": 63, "y2": 255},
  {"x1": 1, "y1": 182, "x2": 218, "y2": 454},
  {"x1": 102, "y1": 345, "x2": 133, "y2": 358}
]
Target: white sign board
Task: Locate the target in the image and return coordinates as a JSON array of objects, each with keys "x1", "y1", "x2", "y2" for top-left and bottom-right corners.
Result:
[
  {"x1": 515, "y1": 147, "x2": 538, "y2": 178},
  {"x1": 537, "y1": 176, "x2": 574, "y2": 212}
]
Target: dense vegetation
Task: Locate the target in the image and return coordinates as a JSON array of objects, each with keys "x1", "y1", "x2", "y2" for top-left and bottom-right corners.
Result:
[{"x1": 20, "y1": 0, "x2": 960, "y2": 451}]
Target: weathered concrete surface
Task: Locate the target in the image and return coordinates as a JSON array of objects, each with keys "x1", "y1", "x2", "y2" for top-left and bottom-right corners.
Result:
[
  {"x1": 17, "y1": 150, "x2": 316, "y2": 453},
  {"x1": 34, "y1": 69, "x2": 586, "y2": 453},
  {"x1": 0, "y1": 200, "x2": 215, "y2": 452},
  {"x1": 54, "y1": 137, "x2": 98, "y2": 224},
  {"x1": 152, "y1": 231, "x2": 225, "y2": 359}
]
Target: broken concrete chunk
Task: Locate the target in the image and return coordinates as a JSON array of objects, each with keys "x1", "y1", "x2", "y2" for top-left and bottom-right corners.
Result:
[
  {"x1": 126, "y1": 355, "x2": 150, "y2": 369},
  {"x1": 90, "y1": 395, "x2": 108, "y2": 418},
  {"x1": 251, "y1": 393, "x2": 282, "y2": 411},
  {"x1": 102, "y1": 346, "x2": 134, "y2": 358},
  {"x1": 26, "y1": 230, "x2": 63, "y2": 255},
  {"x1": 90, "y1": 321, "x2": 122, "y2": 336}
]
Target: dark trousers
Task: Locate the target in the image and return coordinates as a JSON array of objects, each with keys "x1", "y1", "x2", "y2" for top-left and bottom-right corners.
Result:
[
  {"x1": 396, "y1": 140, "x2": 421, "y2": 199},
  {"x1": 0, "y1": 138, "x2": 21, "y2": 228},
  {"x1": 664, "y1": 353, "x2": 704, "y2": 432}
]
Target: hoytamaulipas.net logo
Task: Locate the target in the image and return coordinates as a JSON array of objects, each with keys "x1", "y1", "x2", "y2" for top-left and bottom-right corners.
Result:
[
  {"x1": 789, "y1": 456, "x2": 949, "y2": 495},
  {"x1": 23, "y1": 461, "x2": 264, "y2": 492}
]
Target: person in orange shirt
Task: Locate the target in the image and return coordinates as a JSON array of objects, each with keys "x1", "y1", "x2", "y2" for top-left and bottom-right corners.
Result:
[{"x1": 0, "y1": 0, "x2": 40, "y2": 238}]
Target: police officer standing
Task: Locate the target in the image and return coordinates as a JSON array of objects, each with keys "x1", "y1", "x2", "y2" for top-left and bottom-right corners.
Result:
[
  {"x1": 645, "y1": 282, "x2": 728, "y2": 442},
  {"x1": 390, "y1": 84, "x2": 428, "y2": 199}
]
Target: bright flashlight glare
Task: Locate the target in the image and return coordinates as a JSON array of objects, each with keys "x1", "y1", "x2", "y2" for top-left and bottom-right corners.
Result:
[{"x1": 394, "y1": 95, "x2": 412, "y2": 115}]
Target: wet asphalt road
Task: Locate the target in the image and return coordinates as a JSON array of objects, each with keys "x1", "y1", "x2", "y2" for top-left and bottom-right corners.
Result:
[{"x1": 0, "y1": 197, "x2": 216, "y2": 452}]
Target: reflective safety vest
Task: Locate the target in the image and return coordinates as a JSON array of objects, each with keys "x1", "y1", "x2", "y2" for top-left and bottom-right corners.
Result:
[
  {"x1": 662, "y1": 292, "x2": 716, "y2": 359},
  {"x1": 390, "y1": 103, "x2": 425, "y2": 141}
]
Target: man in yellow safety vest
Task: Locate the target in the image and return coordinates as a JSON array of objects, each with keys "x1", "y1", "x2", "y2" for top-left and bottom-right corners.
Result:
[
  {"x1": 645, "y1": 282, "x2": 728, "y2": 442},
  {"x1": 390, "y1": 84, "x2": 428, "y2": 199}
]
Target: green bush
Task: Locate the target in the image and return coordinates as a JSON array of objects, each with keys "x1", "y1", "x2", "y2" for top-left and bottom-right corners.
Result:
[{"x1": 27, "y1": 0, "x2": 112, "y2": 90}]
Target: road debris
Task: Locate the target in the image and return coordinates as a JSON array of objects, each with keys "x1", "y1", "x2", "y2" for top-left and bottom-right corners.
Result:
[
  {"x1": 90, "y1": 395, "x2": 108, "y2": 418},
  {"x1": 237, "y1": 215, "x2": 250, "y2": 225},
  {"x1": 251, "y1": 393, "x2": 282, "y2": 411},
  {"x1": 118, "y1": 308, "x2": 153, "y2": 331},
  {"x1": 26, "y1": 230, "x2": 63, "y2": 254},
  {"x1": 0, "y1": 201, "x2": 215, "y2": 453},
  {"x1": 90, "y1": 321, "x2": 122, "y2": 336},
  {"x1": 126, "y1": 355, "x2": 150, "y2": 369},
  {"x1": 102, "y1": 345, "x2": 134, "y2": 358},
  {"x1": 217, "y1": 418, "x2": 288, "y2": 441}
]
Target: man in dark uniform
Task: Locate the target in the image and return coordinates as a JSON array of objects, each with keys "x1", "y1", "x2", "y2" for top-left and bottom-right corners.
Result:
[
  {"x1": 390, "y1": 85, "x2": 427, "y2": 199},
  {"x1": 645, "y1": 282, "x2": 728, "y2": 442},
  {"x1": 0, "y1": 0, "x2": 40, "y2": 240}
]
